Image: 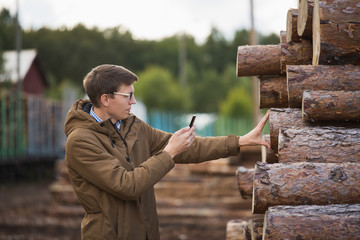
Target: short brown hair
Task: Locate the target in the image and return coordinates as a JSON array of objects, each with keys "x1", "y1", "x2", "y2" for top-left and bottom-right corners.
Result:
[{"x1": 83, "y1": 64, "x2": 138, "y2": 107}]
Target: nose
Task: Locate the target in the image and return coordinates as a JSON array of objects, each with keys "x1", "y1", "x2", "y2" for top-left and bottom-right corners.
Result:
[{"x1": 130, "y1": 95, "x2": 136, "y2": 104}]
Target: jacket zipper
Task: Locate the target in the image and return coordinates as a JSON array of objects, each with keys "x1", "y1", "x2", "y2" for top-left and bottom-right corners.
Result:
[{"x1": 109, "y1": 117, "x2": 136, "y2": 163}]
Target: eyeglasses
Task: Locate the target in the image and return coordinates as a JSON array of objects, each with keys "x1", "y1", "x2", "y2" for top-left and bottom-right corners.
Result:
[{"x1": 113, "y1": 92, "x2": 134, "y2": 100}]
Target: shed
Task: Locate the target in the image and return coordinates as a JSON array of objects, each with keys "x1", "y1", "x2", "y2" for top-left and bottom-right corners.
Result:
[{"x1": 1, "y1": 49, "x2": 47, "y2": 95}]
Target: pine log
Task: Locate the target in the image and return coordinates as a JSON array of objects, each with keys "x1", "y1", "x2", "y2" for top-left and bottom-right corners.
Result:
[
  {"x1": 313, "y1": 0, "x2": 360, "y2": 65},
  {"x1": 286, "y1": 9, "x2": 301, "y2": 42},
  {"x1": 226, "y1": 219, "x2": 249, "y2": 240},
  {"x1": 278, "y1": 126, "x2": 360, "y2": 163},
  {"x1": 236, "y1": 167, "x2": 254, "y2": 199},
  {"x1": 269, "y1": 108, "x2": 303, "y2": 153},
  {"x1": 297, "y1": 0, "x2": 313, "y2": 37},
  {"x1": 279, "y1": 31, "x2": 286, "y2": 44},
  {"x1": 319, "y1": 0, "x2": 360, "y2": 24},
  {"x1": 263, "y1": 204, "x2": 360, "y2": 240},
  {"x1": 237, "y1": 45, "x2": 281, "y2": 76},
  {"x1": 287, "y1": 65, "x2": 360, "y2": 108},
  {"x1": 252, "y1": 162, "x2": 360, "y2": 214},
  {"x1": 259, "y1": 76, "x2": 288, "y2": 109},
  {"x1": 250, "y1": 218, "x2": 263, "y2": 240},
  {"x1": 261, "y1": 134, "x2": 278, "y2": 164},
  {"x1": 317, "y1": 23, "x2": 360, "y2": 65},
  {"x1": 269, "y1": 108, "x2": 358, "y2": 154},
  {"x1": 302, "y1": 90, "x2": 360, "y2": 122},
  {"x1": 280, "y1": 40, "x2": 312, "y2": 74}
]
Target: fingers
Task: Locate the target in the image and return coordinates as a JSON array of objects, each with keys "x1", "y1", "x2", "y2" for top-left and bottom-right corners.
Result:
[
  {"x1": 260, "y1": 140, "x2": 271, "y2": 149},
  {"x1": 255, "y1": 110, "x2": 270, "y2": 130}
]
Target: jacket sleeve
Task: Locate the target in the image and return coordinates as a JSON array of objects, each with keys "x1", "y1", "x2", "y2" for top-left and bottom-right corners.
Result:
[
  {"x1": 173, "y1": 135, "x2": 240, "y2": 164},
  {"x1": 65, "y1": 129, "x2": 175, "y2": 201},
  {"x1": 142, "y1": 122, "x2": 172, "y2": 156}
]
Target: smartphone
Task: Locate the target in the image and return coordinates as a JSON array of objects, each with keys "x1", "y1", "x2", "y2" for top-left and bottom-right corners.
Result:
[{"x1": 189, "y1": 115, "x2": 196, "y2": 127}]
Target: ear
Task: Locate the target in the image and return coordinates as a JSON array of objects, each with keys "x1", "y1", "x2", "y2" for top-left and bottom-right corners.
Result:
[{"x1": 99, "y1": 94, "x2": 110, "y2": 107}]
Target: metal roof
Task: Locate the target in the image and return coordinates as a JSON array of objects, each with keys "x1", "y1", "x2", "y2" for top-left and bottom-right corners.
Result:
[{"x1": 1, "y1": 49, "x2": 38, "y2": 83}]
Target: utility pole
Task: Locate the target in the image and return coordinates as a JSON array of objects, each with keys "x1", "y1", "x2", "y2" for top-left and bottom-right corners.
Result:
[
  {"x1": 178, "y1": 33, "x2": 187, "y2": 88},
  {"x1": 15, "y1": 0, "x2": 24, "y2": 155},
  {"x1": 16, "y1": 0, "x2": 22, "y2": 89},
  {"x1": 249, "y1": 0, "x2": 260, "y2": 126}
]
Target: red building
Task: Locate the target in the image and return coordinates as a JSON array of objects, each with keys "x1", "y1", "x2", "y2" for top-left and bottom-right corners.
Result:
[{"x1": 1, "y1": 49, "x2": 47, "y2": 95}]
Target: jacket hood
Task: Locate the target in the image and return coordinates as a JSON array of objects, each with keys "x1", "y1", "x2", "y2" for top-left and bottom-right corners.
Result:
[{"x1": 64, "y1": 99, "x2": 101, "y2": 137}]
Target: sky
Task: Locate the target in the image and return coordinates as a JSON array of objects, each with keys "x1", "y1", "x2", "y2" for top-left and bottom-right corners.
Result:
[{"x1": 1, "y1": 0, "x2": 298, "y2": 43}]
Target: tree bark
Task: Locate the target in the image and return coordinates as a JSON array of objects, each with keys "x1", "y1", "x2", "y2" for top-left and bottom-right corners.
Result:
[
  {"x1": 236, "y1": 167, "x2": 254, "y2": 199},
  {"x1": 252, "y1": 162, "x2": 360, "y2": 214},
  {"x1": 302, "y1": 90, "x2": 360, "y2": 122},
  {"x1": 319, "y1": 0, "x2": 360, "y2": 24},
  {"x1": 263, "y1": 204, "x2": 360, "y2": 240},
  {"x1": 280, "y1": 40, "x2": 312, "y2": 74},
  {"x1": 286, "y1": 9, "x2": 301, "y2": 42},
  {"x1": 317, "y1": 23, "x2": 360, "y2": 65},
  {"x1": 278, "y1": 126, "x2": 360, "y2": 163},
  {"x1": 259, "y1": 76, "x2": 288, "y2": 109},
  {"x1": 237, "y1": 45, "x2": 281, "y2": 76},
  {"x1": 287, "y1": 65, "x2": 360, "y2": 108},
  {"x1": 261, "y1": 134, "x2": 278, "y2": 164},
  {"x1": 297, "y1": 0, "x2": 313, "y2": 38}
]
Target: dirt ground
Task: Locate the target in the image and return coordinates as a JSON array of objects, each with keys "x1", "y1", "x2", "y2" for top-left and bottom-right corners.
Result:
[{"x1": 0, "y1": 158, "x2": 254, "y2": 240}]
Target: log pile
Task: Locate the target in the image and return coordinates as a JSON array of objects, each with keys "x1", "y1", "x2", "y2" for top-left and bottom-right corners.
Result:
[{"x1": 230, "y1": 0, "x2": 360, "y2": 239}]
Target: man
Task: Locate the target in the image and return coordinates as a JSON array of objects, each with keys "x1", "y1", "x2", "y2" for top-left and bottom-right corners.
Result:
[{"x1": 64, "y1": 64, "x2": 270, "y2": 240}]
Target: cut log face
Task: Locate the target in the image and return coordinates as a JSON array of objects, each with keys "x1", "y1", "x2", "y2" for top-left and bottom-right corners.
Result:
[
  {"x1": 279, "y1": 30, "x2": 287, "y2": 44},
  {"x1": 261, "y1": 134, "x2": 278, "y2": 164},
  {"x1": 287, "y1": 65, "x2": 360, "y2": 108},
  {"x1": 252, "y1": 162, "x2": 360, "y2": 214},
  {"x1": 259, "y1": 76, "x2": 288, "y2": 109},
  {"x1": 237, "y1": 45, "x2": 281, "y2": 77},
  {"x1": 278, "y1": 126, "x2": 360, "y2": 163},
  {"x1": 286, "y1": 9, "x2": 300, "y2": 42},
  {"x1": 263, "y1": 204, "x2": 360, "y2": 240},
  {"x1": 302, "y1": 90, "x2": 360, "y2": 122},
  {"x1": 297, "y1": 0, "x2": 314, "y2": 37},
  {"x1": 250, "y1": 218, "x2": 263, "y2": 240},
  {"x1": 236, "y1": 167, "x2": 254, "y2": 199},
  {"x1": 226, "y1": 219, "x2": 249, "y2": 240}
]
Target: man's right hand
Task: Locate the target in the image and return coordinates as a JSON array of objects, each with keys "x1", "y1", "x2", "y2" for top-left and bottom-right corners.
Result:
[{"x1": 164, "y1": 126, "x2": 195, "y2": 158}]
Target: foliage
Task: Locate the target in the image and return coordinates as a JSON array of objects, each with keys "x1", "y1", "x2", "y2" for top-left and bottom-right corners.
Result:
[
  {"x1": 219, "y1": 85, "x2": 253, "y2": 117},
  {"x1": 0, "y1": 7, "x2": 280, "y2": 117},
  {"x1": 135, "y1": 66, "x2": 190, "y2": 111}
]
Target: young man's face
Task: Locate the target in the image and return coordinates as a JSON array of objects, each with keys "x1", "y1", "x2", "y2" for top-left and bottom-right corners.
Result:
[{"x1": 107, "y1": 84, "x2": 136, "y2": 121}]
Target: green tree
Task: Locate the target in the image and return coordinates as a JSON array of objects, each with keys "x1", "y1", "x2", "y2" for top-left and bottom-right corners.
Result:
[
  {"x1": 219, "y1": 86, "x2": 253, "y2": 117},
  {"x1": 135, "y1": 65, "x2": 189, "y2": 111}
]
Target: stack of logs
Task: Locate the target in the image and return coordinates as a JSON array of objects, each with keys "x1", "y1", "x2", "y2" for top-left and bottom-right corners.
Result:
[{"x1": 229, "y1": 0, "x2": 360, "y2": 239}]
